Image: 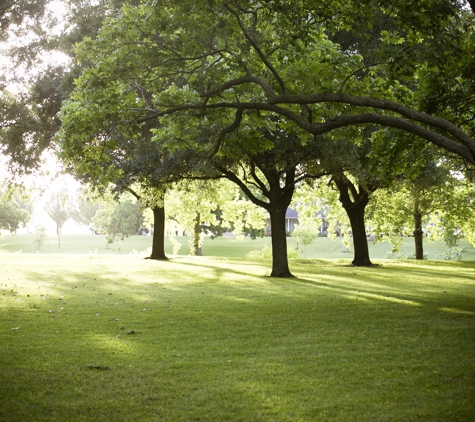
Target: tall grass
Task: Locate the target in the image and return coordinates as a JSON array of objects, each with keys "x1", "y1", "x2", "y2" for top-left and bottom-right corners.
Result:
[{"x1": 1, "y1": 254, "x2": 474, "y2": 421}]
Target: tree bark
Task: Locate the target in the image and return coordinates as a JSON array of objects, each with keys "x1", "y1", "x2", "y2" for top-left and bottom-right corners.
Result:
[
  {"x1": 345, "y1": 202, "x2": 372, "y2": 266},
  {"x1": 413, "y1": 198, "x2": 424, "y2": 260},
  {"x1": 147, "y1": 205, "x2": 168, "y2": 260},
  {"x1": 268, "y1": 207, "x2": 293, "y2": 278},
  {"x1": 333, "y1": 176, "x2": 373, "y2": 266}
]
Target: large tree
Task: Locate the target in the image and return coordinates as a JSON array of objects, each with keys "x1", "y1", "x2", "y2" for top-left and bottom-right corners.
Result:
[
  {"x1": 210, "y1": 126, "x2": 327, "y2": 276},
  {"x1": 1, "y1": 0, "x2": 138, "y2": 177},
  {"x1": 60, "y1": 1, "x2": 475, "y2": 163},
  {"x1": 58, "y1": 0, "x2": 475, "y2": 272}
]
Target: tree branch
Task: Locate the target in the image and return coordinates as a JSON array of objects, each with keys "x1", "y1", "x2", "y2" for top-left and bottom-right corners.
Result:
[
  {"x1": 270, "y1": 92, "x2": 475, "y2": 155},
  {"x1": 224, "y1": 3, "x2": 286, "y2": 95},
  {"x1": 134, "y1": 99, "x2": 475, "y2": 165}
]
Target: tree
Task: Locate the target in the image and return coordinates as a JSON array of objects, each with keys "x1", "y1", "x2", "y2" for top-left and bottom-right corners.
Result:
[
  {"x1": 292, "y1": 219, "x2": 319, "y2": 258},
  {"x1": 330, "y1": 175, "x2": 375, "y2": 265},
  {"x1": 44, "y1": 188, "x2": 72, "y2": 247},
  {"x1": 442, "y1": 182, "x2": 475, "y2": 248},
  {"x1": 70, "y1": 197, "x2": 101, "y2": 229},
  {"x1": 60, "y1": 1, "x2": 475, "y2": 165},
  {"x1": 293, "y1": 180, "x2": 353, "y2": 254},
  {"x1": 60, "y1": 61, "x2": 328, "y2": 276},
  {"x1": 165, "y1": 179, "x2": 266, "y2": 256},
  {"x1": 0, "y1": 197, "x2": 30, "y2": 233},
  {"x1": 0, "y1": 1, "x2": 49, "y2": 42},
  {"x1": 210, "y1": 126, "x2": 327, "y2": 276},
  {"x1": 33, "y1": 225, "x2": 47, "y2": 252},
  {"x1": 58, "y1": 0, "x2": 475, "y2": 272},
  {"x1": 128, "y1": 185, "x2": 168, "y2": 260},
  {"x1": 92, "y1": 196, "x2": 143, "y2": 247},
  {"x1": 367, "y1": 159, "x2": 460, "y2": 259}
]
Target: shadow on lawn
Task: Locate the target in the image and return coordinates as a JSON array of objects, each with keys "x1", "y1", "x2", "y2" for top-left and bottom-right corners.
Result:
[
  {"x1": 291, "y1": 260, "x2": 475, "y2": 314},
  {"x1": 6, "y1": 255, "x2": 475, "y2": 320}
]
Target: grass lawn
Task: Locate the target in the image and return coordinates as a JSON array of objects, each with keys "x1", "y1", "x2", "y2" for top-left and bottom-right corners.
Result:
[
  {"x1": 1, "y1": 233, "x2": 475, "y2": 262},
  {"x1": 0, "y1": 253, "x2": 474, "y2": 421}
]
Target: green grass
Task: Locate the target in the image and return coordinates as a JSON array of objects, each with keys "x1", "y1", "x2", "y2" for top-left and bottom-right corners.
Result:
[
  {"x1": 1, "y1": 254, "x2": 474, "y2": 421},
  {"x1": 1, "y1": 233, "x2": 475, "y2": 261}
]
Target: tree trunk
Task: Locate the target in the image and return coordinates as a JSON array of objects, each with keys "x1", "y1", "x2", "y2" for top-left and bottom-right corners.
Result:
[
  {"x1": 215, "y1": 153, "x2": 295, "y2": 277},
  {"x1": 57, "y1": 225, "x2": 61, "y2": 248},
  {"x1": 333, "y1": 176, "x2": 373, "y2": 266},
  {"x1": 345, "y1": 203, "x2": 372, "y2": 266},
  {"x1": 147, "y1": 206, "x2": 168, "y2": 260},
  {"x1": 193, "y1": 212, "x2": 202, "y2": 256},
  {"x1": 413, "y1": 198, "x2": 424, "y2": 260},
  {"x1": 269, "y1": 207, "x2": 293, "y2": 277}
]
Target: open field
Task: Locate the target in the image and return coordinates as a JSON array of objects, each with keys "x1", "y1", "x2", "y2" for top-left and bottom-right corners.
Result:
[
  {"x1": 1, "y1": 233, "x2": 475, "y2": 261},
  {"x1": 0, "y1": 253, "x2": 474, "y2": 421}
]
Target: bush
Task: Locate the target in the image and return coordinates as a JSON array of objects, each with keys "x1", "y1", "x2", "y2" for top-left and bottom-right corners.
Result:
[
  {"x1": 385, "y1": 250, "x2": 428, "y2": 260},
  {"x1": 437, "y1": 247, "x2": 466, "y2": 261}
]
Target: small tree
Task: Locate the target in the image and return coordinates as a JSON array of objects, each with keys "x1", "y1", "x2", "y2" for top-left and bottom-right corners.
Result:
[
  {"x1": 44, "y1": 189, "x2": 72, "y2": 248},
  {"x1": 33, "y1": 225, "x2": 47, "y2": 252},
  {"x1": 292, "y1": 219, "x2": 319, "y2": 258}
]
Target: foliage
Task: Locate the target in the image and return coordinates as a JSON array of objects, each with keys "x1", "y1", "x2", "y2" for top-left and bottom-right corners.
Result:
[
  {"x1": 91, "y1": 197, "x2": 143, "y2": 246},
  {"x1": 293, "y1": 180, "x2": 353, "y2": 251},
  {"x1": 59, "y1": 1, "x2": 475, "y2": 169},
  {"x1": 1, "y1": 0, "x2": 137, "y2": 176},
  {"x1": 165, "y1": 179, "x2": 266, "y2": 255},
  {"x1": 437, "y1": 246, "x2": 467, "y2": 261},
  {"x1": 0, "y1": 196, "x2": 30, "y2": 233},
  {"x1": 70, "y1": 197, "x2": 101, "y2": 226},
  {"x1": 292, "y1": 219, "x2": 320, "y2": 257}
]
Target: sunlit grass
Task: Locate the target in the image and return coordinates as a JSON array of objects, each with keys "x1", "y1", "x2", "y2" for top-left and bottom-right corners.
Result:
[
  {"x1": 1, "y1": 233, "x2": 474, "y2": 261},
  {"x1": 1, "y1": 254, "x2": 474, "y2": 421}
]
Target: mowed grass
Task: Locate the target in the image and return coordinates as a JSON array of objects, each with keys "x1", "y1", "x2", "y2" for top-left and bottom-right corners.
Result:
[
  {"x1": 1, "y1": 233, "x2": 475, "y2": 261},
  {"x1": 0, "y1": 254, "x2": 474, "y2": 421}
]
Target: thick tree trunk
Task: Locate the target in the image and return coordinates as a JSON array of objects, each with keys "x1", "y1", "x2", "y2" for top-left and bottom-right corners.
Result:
[
  {"x1": 345, "y1": 204, "x2": 372, "y2": 266},
  {"x1": 147, "y1": 206, "x2": 168, "y2": 260},
  {"x1": 269, "y1": 208, "x2": 293, "y2": 278},
  {"x1": 215, "y1": 152, "x2": 295, "y2": 277},
  {"x1": 193, "y1": 212, "x2": 202, "y2": 256},
  {"x1": 333, "y1": 176, "x2": 373, "y2": 266},
  {"x1": 413, "y1": 199, "x2": 424, "y2": 260}
]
